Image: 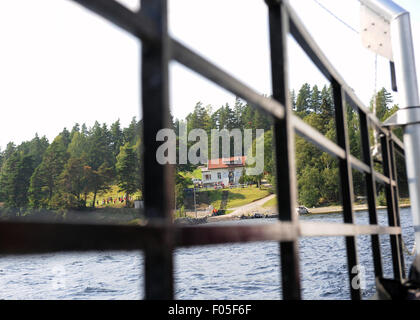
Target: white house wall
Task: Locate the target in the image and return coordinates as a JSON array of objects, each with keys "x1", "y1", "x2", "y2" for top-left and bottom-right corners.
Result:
[{"x1": 201, "y1": 167, "x2": 244, "y2": 185}]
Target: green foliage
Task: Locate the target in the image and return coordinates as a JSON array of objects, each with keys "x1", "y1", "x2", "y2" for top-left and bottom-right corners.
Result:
[
  {"x1": 175, "y1": 171, "x2": 192, "y2": 209},
  {"x1": 0, "y1": 152, "x2": 35, "y2": 211},
  {"x1": 298, "y1": 166, "x2": 322, "y2": 207},
  {"x1": 372, "y1": 88, "x2": 393, "y2": 122},
  {"x1": 110, "y1": 119, "x2": 125, "y2": 158},
  {"x1": 28, "y1": 136, "x2": 69, "y2": 209},
  {"x1": 377, "y1": 190, "x2": 387, "y2": 206},
  {"x1": 54, "y1": 156, "x2": 92, "y2": 209},
  {"x1": 0, "y1": 84, "x2": 403, "y2": 214},
  {"x1": 296, "y1": 83, "x2": 311, "y2": 116},
  {"x1": 293, "y1": 84, "x2": 349, "y2": 207},
  {"x1": 1, "y1": 117, "x2": 144, "y2": 212},
  {"x1": 116, "y1": 143, "x2": 140, "y2": 205}
]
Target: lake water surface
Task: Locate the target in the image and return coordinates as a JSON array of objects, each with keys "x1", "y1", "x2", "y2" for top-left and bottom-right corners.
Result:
[{"x1": 0, "y1": 208, "x2": 415, "y2": 299}]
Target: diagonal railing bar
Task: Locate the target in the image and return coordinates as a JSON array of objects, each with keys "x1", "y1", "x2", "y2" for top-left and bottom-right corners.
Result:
[
  {"x1": 293, "y1": 114, "x2": 397, "y2": 187},
  {"x1": 69, "y1": 0, "x2": 404, "y2": 151},
  {"x1": 375, "y1": 171, "x2": 394, "y2": 186},
  {"x1": 70, "y1": 0, "x2": 286, "y2": 120},
  {"x1": 292, "y1": 114, "x2": 346, "y2": 159},
  {"x1": 170, "y1": 40, "x2": 285, "y2": 120},
  {"x1": 350, "y1": 155, "x2": 371, "y2": 174},
  {"x1": 0, "y1": 0, "x2": 410, "y2": 301},
  {"x1": 72, "y1": 0, "x2": 159, "y2": 42},
  {"x1": 286, "y1": 1, "x2": 403, "y2": 148}
]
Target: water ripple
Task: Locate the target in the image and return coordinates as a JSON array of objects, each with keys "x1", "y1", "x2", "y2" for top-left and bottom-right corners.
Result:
[{"x1": 0, "y1": 208, "x2": 415, "y2": 299}]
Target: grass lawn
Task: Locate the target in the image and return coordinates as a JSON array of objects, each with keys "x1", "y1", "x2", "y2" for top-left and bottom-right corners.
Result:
[
  {"x1": 399, "y1": 198, "x2": 410, "y2": 205},
  {"x1": 180, "y1": 168, "x2": 202, "y2": 180},
  {"x1": 84, "y1": 181, "x2": 270, "y2": 211},
  {"x1": 205, "y1": 186, "x2": 272, "y2": 209},
  {"x1": 179, "y1": 168, "x2": 203, "y2": 187},
  {"x1": 262, "y1": 196, "x2": 277, "y2": 208},
  {"x1": 86, "y1": 185, "x2": 142, "y2": 208},
  {"x1": 191, "y1": 168, "x2": 202, "y2": 179}
]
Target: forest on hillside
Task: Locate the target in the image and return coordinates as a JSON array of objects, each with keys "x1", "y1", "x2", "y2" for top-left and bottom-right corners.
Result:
[
  {"x1": 0, "y1": 83, "x2": 408, "y2": 217},
  {"x1": 0, "y1": 118, "x2": 143, "y2": 214}
]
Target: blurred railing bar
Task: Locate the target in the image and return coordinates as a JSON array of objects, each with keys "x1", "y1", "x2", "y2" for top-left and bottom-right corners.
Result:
[{"x1": 0, "y1": 221, "x2": 401, "y2": 255}]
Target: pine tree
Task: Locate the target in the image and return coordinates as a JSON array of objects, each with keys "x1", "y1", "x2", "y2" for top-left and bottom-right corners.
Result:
[
  {"x1": 110, "y1": 119, "x2": 124, "y2": 158},
  {"x1": 81, "y1": 123, "x2": 89, "y2": 136},
  {"x1": 296, "y1": 83, "x2": 311, "y2": 116},
  {"x1": 55, "y1": 156, "x2": 92, "y2": 208},
  {"x1": 28, "y1": 134, "x2": 49, "y2": 168},
  {"x1": 311, "y1": 85, "x2": 321, "y2": 114},
  {"x1": 89, "y1": 162, "x2": 114, "y2": 208},
  {"x1": 1, "y1": 142, "x2": 16, "y2": 168},
  {"x1": 290, "y1": 89, "x2": 297, "y2": 111},
  {"x1": 116, "y1": 143, "x2": 140, "y2": 206},
  {"x1": 0, "y1": 152, "x2": 35, "y2": 210},
  {"x1": 28, "y1": 135, "x2": 69, "y2": 208},
  {"x1": 59, "y1": 128, "x2": 71, "y2": 148},
  {"x1": 372, "y1": 88, "x2": 393, "y2": 121},
  {"x1": 67, "y1": 131, "x2": 88, "y2": 158},
  {"x1": 123, "y1": 117, "x2": 140, "y2": 146},
  {"x1": 186, "y1": 102, "x2": 212, "y2": 132},
  {"x1": 319, "y1": 85, "x2": 334, "y2": 119},
  {"x1": 233, "y1": 98, "x2": 245, "y2": 129},
  {"x1": 87, "y1": 121, "x2": 113, "y2": 171},
  {"x1": 70, "y1": 123, "x2": 80, "y2": 141}
]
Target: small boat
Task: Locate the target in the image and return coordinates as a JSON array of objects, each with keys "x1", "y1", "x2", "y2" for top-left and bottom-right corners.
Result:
[{"x1": 296, "y1": 206, "x2": 310, "y2": 215}]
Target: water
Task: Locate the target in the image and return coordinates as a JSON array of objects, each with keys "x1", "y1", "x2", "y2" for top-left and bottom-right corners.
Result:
[{"x1": 0, "y1": 208, "x2": 415, "y2": 299}]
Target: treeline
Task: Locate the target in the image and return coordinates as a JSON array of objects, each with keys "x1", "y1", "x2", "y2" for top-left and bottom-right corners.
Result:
[
  {"x1": 178, "y1": 84, "x2": 408, "y2": 208},
  {"x1": 0, "y1": 118, "x2": 143, "y2": 213},
  {"x1": 173, "y1": 99, "x2": 273, "y2": 208},
  {"x1": 174, "y1": 99, "x2": 272, "y2": 171},
  {"x1": 0, "y1": 99, "x2": 272, "y2": 214},
  {"x1": 292, "y1": 84, "x2": 407, "y2": 207},
  {"x1": 0, "y1": 84, "x2": 408, "y2": 213}
]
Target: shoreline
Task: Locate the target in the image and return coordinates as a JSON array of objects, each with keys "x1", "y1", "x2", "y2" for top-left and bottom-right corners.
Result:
[
  {"x1": 175, "y1": 203, "x2": 411, "y2": 224},
  {"x1": 303, "y1": 203, "x2": 411, "y2": 215}
]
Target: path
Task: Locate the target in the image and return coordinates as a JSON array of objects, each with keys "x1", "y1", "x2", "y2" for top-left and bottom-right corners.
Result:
[{"x1": 208, "y1": 194, "x2": 276, "y2": 222}]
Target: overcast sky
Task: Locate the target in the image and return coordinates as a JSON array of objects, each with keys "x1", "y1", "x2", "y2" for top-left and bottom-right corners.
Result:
[{"x1": 0, "y1": 0, "x2": 419, "y2": 149}]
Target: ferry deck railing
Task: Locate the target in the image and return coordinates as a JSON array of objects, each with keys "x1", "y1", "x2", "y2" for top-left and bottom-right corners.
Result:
[{"x1": 0, "y1": 0, "x2": 409, "y2": 300}]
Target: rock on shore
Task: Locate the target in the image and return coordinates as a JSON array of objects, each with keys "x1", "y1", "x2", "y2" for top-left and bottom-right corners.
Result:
[{"x1": 174, "y1": 217, "x2": 208, "y2": 225}]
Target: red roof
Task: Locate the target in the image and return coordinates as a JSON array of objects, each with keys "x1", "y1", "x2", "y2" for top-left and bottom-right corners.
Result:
[{"x1": 207, "y1": 156, "x2": 246, "y2": 170}]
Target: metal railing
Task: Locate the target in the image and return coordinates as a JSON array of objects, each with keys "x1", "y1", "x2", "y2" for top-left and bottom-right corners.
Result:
[{"x1": 0, "y1": 0, "x2": 408, "y2": 300}]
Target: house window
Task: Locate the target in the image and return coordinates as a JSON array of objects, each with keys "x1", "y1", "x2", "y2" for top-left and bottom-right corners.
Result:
[
  {"x1": 217, "y1": 172, "x2": 222, "y2": 179},
  {"x1": 205, "y1": 174, "x2": 211, "y2": 181}
]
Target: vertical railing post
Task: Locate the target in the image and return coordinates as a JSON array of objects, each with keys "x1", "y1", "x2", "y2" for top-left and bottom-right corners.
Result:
[
  {"x1": 332, "y1": 82, "x2": 361, "y2": 300},
  {"x1": 359, "y1": 113, "x2": 383, "y2": 278},
  {"x1": 389, "y1": 140, "x2": 406, "y2": 277},
  {"x1": 266, "y1": 0, "x2": 301, "y2": 300},
  {"x1": 381, "y1": 134, "x2": 405, "y2": 280},
  {"x1": 140, "y1": 0, "x2": 174, "y2": 299}
]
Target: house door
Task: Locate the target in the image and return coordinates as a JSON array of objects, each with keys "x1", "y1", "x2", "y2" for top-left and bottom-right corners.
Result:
[{"x1": 228, "y1": 171, "x2": 234, "y2": 184}]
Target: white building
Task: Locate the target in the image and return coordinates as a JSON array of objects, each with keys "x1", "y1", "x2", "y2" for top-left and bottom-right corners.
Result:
[{"x1": 201, "y1": 156, "x2": 246, "y2": 186}]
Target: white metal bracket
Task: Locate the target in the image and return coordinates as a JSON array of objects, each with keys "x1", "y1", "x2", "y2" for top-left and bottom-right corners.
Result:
[{"x1": 360, "y1": 2, "x2": 393, "y2": 61}]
